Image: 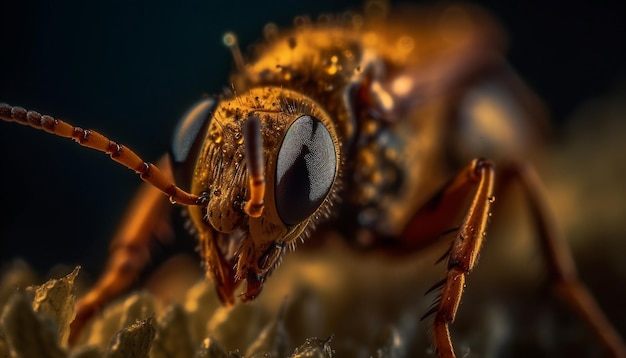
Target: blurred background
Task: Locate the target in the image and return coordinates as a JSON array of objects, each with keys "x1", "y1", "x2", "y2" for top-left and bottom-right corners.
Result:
[{"x1": 0, "y1": 0, "x2": 624, "y2": 287}]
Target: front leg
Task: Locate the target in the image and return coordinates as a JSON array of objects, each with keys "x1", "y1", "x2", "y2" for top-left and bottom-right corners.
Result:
[
  {"x1": 409, "y1": 159, "x2": 625, "y2": 357},
  {"x1": 69, "y1": 154, "x2": 175, "y2": 345},
  {"x1": 416, "y1": 158, "x2": 495, "y2": 358}
]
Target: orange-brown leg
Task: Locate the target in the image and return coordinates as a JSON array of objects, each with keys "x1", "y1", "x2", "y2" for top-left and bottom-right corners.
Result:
[
  {"x1": 406, "y1": 159, "x2": 626, "y2": 357},
  {"x1": 497, "y1": 162, "x2": 626, "y2": 357},
  {"x1": 69, "y1": 155, "x2": 175, "y2": 345},
  {"x1": 407, "y1": 158, "x2": 495, "y2": 358}
]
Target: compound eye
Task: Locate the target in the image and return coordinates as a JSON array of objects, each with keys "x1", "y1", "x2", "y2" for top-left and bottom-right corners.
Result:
[
  {"x1": 171, "y1": 97, "x2": 216, "y2": 164},
  {"x1": 275, "y1": 115, "x2": 336, "y2": 226}
]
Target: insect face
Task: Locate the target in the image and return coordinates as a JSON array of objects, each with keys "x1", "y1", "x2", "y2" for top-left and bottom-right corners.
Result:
[{"x1": 186, "y1": 87, "x2": 341, "y2": 302}]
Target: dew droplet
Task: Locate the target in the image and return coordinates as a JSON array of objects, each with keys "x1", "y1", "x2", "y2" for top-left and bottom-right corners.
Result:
[
  {"x1": 488, "y1": 195, "x2": 496, "y2": 203},
  {"x1": 397, "y1": 35, "x2": 415, "y2": 53},
  {"x1": 293, "y1": 15, "x2": 311, "y2": 29},
  {"x1": 169, "y1": 196, "x2": 177, "y2": 204},
  {"x1": 235, "y1": 132, "x2": 244, "y2": 145},
  {"x1": 351, "y1": 14, "x2": 364, "y2": 29},
  {"x1": 263, "y1": 23, "x2": 278, "y2": 41},
  {"x1": 210, "y1": 130, "x2": 223, "y2": 144}
]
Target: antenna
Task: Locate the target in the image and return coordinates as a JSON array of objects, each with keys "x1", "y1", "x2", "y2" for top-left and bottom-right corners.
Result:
[
  {"x1": 242, "y1": 114, "x2": 265, "y2": 217},
  {"x1": 0, "y1": 103, "x2": 208, "y2": 207},
  {"x1": 223, "y1": 32, "x2": 246, "y2": 73}
]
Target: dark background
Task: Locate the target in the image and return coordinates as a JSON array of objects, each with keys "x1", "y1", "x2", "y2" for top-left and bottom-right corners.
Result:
[{"x1": 0, "y1": 0, "x2": 624, "y2": 276}]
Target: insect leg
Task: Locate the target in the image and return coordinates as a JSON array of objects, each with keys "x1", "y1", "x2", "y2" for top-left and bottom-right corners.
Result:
[
  {"x1": 69, "y1": 155, "x2": 175, "y2": 345},
  {"x1": 408, "y1": 158, "x2": 495, "y2": 358},
  {"x1": 498, "y1": 162, "x2": 626, "y2": 357}
]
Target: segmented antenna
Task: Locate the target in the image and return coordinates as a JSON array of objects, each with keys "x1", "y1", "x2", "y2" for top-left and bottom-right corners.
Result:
[
  {"x1": 0, "y1": 103, "x2": 208, "y2": 207},
  {"x1": 223, "y1": 32, "x2": 246, "y2": 73},
  {"x1": 242, "y1": 114, "x2": 265, "y2": 217}
]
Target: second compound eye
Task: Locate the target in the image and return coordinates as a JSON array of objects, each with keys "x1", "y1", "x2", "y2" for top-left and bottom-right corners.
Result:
[{"x1": 275, "y1": 115, "x2": 336, "y2": 226}]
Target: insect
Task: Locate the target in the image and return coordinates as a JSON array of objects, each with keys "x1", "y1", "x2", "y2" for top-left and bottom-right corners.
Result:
[{"x1": 1, "y1": 1, "x2": 625, "y2": 356}]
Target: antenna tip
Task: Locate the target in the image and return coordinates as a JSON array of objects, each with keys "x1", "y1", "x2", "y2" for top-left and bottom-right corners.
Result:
[{"x1": 223, "y1": 32, "x2": 237, "y2": 48}]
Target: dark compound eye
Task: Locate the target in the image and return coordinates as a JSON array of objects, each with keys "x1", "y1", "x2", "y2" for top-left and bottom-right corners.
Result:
[
  {"x1": 275, "y1": 115, "x2": 336, "y2": 226},
  {"x1": 170, "y1": 97, "x2": 218, "y2": 192},
  {"x1": 171, "y1": 96, "x2": 216, "y2": 164}
]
